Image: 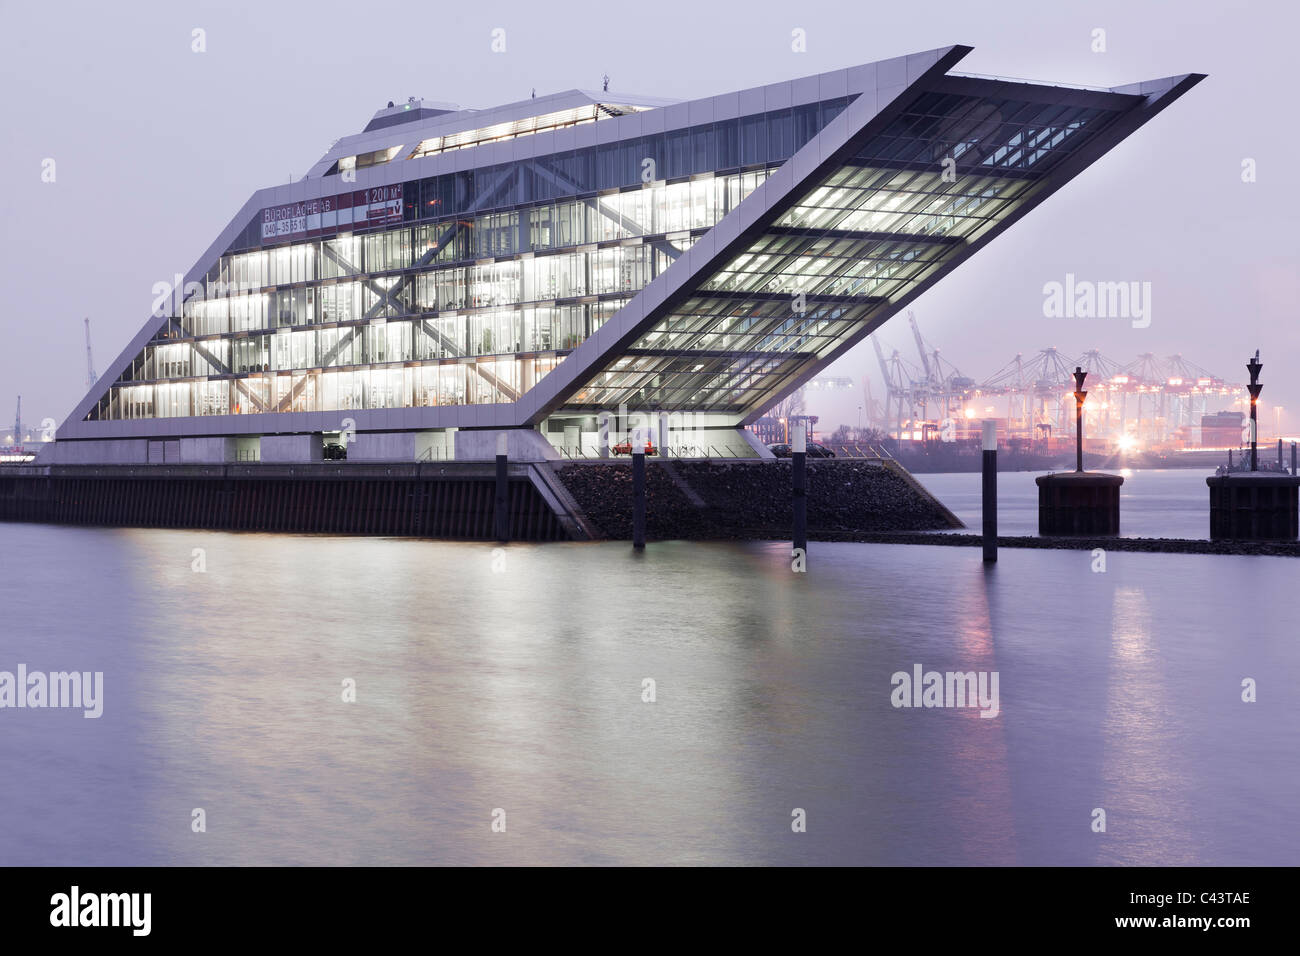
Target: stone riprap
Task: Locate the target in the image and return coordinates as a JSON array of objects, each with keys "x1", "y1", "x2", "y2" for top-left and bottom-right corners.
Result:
[{"x1": 556, "y1": 460, "x2": 955, "y2": 540}]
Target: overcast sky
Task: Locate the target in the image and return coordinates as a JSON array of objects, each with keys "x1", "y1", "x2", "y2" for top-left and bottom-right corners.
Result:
[{"x1": 2, "y1": 0, "x2": 1295, "y2": 435}]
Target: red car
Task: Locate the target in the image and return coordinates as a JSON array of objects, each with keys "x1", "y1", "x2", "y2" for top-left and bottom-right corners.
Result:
[{"x1": 612, "y1": 440, "x2": 657, "y2": 456}]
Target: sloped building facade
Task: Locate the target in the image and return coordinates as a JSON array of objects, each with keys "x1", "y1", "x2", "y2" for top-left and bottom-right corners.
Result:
[{"x1": 48, "y1": 46, "x2": 1201, "y2": 464}]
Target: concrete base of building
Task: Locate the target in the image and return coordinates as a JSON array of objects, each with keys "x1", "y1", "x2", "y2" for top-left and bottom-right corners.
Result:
[
  {"x1": 455, "y1": 428, "x2": 560, "y2": 462},
  {"x1": 261, "y1": 434, "x2": 323, "y2": 463},
  {"x1": 36, "y1": 438, "x2": 150, "y2": 465},
  {"x1": 737, "y1": 428, "x2": 776, "y2": 459},
  {"x1": 1206, "y1": 472, "x2": 1300, "y2": 540},
  {"x1": 1035, "y1": 471, "x2": 1124, "y2": 535},
  {"x1": 41, "y1": 429, "x2": 463, "y2": 465},
  {"x1": 35, "y1": 424, "x2": 768, "y2": 466}
]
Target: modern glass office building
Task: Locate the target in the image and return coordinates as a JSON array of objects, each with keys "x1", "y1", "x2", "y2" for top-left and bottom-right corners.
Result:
[{"x1": 49, "y1": 45, "x2": 1200, "y2": 464}]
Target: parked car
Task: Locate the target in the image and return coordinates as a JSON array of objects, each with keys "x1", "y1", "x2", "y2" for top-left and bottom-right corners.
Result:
[
  {"x1": 323, "y1": 442, "x2": 348, "y2": 460},
  {"x1": 767, "y1": 442, "x2": 835, "y2": 458}
]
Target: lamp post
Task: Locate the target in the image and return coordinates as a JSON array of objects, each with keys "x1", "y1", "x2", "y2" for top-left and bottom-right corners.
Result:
[
  {"x1": 1036, "y1": 367, "x2": 1122, "y2": 536},
  {"x1": 1247, "y1": 351, "x2": 1262, "y2": 473},
  {"x1": 1207, "y1": 350, "x2": 1300, "y2": 541},
  {"x1": 1072, "y1": 366, "x2": 1088, "y2": 473}
]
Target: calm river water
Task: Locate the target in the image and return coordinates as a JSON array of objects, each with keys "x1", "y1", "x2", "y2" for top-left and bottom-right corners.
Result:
[
  {"x1": 917, "y1": 467, "x2": 1213, "y2": 539},
  {"x1": 1, "y1": 478, "x2": 1296, "y2": 864}
]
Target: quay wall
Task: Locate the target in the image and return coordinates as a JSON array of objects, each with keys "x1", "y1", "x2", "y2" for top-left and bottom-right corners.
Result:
[{"x1": 0, "y1": 463, "x2": 568, "y2": 540}]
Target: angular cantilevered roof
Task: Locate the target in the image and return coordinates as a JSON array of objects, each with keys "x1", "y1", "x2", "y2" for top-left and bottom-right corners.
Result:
[{"x1": 524, "y1": 47, "x2": 1204, "y2": 424}]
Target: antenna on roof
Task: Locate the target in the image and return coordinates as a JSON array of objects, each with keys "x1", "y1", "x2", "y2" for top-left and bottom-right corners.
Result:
[
  {"x1": 531, "y1": 88, "x2": 535, "y2": 99},
  {"x1": 602, "y1": 73, "x2": 610, "y2": 93}
]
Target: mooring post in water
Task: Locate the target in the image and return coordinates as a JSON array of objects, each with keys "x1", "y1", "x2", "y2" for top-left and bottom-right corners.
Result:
[
  {"x1": 982, "y1": 420, "x2": 997, "y2": 563},
  {"x1": 494, "y1": 433, "x2": 508, "y2": 543},
  {"x1": 792, "y1": 427, "x2": 807, "y2": 555},
  {"x1": 632, "y1": 433, "x2": 646, "y2": 550}
]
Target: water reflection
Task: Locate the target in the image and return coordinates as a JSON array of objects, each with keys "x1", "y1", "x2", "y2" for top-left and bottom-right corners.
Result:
[
  {"x1": 1099, "y1": 587, "x2": 1198, "y2": 864},
  {"x1": 946, "y1": 567, "x2": 1018, "y2": 864},
  {"x1": 0, "y1": 524, "x2": 1296, "y2": 865}
]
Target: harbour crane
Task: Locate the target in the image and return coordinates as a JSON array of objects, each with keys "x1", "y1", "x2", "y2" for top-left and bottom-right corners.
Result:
[
  {"x1": 84, "y1": 317, "x2": 97, "y2": 389},
  {"x1": 902, "y1": 312, "x2": 975, "y2": 422},
  {"x1": 872, "y1": 335, "x2": 908, "y2": 438},
  {"x1": 871, "y1": 333, "x2": 928, "y2": 439},
  {"x1": 862, "y1": 378, "x2": 887, "y2": 431},
  {"x1": 907, "y1": 311, "x2": 934, "y2": 385}
]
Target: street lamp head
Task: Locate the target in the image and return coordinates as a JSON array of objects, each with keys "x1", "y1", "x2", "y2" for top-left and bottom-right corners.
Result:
[{"x1": 1246, "y1": 351, "x2": 1262, "y2": 472}]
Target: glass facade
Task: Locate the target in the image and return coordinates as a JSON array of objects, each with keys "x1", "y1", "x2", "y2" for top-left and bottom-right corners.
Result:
[
  {"x1": 89, "y1": 171, "x2": 781, "y2": 421},
  {"x1": 84, "y1": 79, "x2": 1132, "y2": 425},
  {"x1": 88, "y1": 98, "x2": 856, "y2": 422},
  {"x1": 560, "y1": 89, "x2": 1122, "y2": 415}
]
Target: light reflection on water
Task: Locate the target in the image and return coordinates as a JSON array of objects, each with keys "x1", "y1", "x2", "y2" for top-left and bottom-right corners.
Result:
[
  {"x1": 0, "y1": 522, "x2": 1296, "y2": 865},
  {"x1": 1098, "y1": 587, "x2": 1197, "y2": 865}
]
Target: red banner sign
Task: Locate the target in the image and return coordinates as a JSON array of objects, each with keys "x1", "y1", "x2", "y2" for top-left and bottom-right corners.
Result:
[{"x1": 260, "y1": 186, "x2": 404, "y2": 243}]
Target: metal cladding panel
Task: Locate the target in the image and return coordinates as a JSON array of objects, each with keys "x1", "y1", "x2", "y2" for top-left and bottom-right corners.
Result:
[
  {"x1": 595, "y1": 117, "x2": 622, "y2": 145},
  {"x1": 880, "y1": 55, "x2": 908, "y2": 88},
  {"x1": 764, "y1": 82, "x2": 793, "y2": 111},
  {"x1": 737, "y1": 85, "x2": 765, "y2": 117},
  {"x1": 791, "y1": 74, "x2": 821, "y2": 106},
  {"x1": 818, "y1": 70, "x2": 850, "y2": 101},
  {"x1": 687, "y1": 96, "x2": 715, "y2": 126},
  {"x1": 713, "y1": 92, "x2": 740, "y2": 122},
  {"x1": 660, "y1": 100, "x2": 690, "y2": 133}
]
